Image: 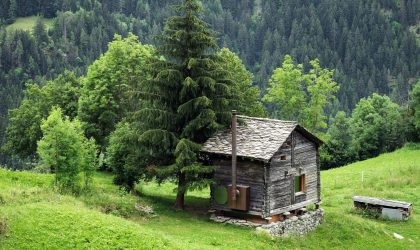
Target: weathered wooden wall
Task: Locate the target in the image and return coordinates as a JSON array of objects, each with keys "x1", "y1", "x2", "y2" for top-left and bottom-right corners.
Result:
[
  {"x1": 208, "y1": 130, "x2": 321, "y2": 218},
  {"x1": 268, "y1": 131, "x2": 320, "y2": 215},
  {"x1": 210, "y1": 157, "x2": 266, "y2": 216}
]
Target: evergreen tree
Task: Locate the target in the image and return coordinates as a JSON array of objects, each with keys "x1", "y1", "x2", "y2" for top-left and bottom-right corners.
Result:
[
  {"x1": 133, "y1": 0, "x2": 235, "y2": 209},
  {"x1": 7, "y1": 0, "x2": 17, "y2": 24},
  {"x1": 33, "y1": 17, "x2": 49, "y2": 46}
]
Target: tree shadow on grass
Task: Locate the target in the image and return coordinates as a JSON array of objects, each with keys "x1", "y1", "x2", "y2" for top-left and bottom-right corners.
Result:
[{"x1": 138, "y1": 191, "x2": 211, "y2": 219}]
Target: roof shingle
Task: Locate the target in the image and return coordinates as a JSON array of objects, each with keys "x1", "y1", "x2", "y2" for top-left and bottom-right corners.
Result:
[{"x1": 201, "y1": 116, "x2": 299, "y2": 162}]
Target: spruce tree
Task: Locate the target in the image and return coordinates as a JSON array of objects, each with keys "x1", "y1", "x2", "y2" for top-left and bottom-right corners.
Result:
[
  {"x1": 134, "y1": 0, "x2": 234, "y2": 209},
  {"x1": 7, "y1": 0, "x2": 17, "y2": 24}
]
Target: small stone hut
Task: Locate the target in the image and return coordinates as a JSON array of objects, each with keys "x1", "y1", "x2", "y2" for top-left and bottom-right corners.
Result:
[{"x1": 201, "y1": 114, "x2": 323, "y2": 221}]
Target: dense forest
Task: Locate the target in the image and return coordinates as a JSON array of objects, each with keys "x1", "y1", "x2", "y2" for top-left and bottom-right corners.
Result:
[{"x1": 0, "y1": 0, "x2": 419, "y2": 165}]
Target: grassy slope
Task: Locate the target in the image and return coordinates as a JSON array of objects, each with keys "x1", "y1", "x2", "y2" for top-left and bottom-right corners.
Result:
[
  {"x1": 5, "y1": 16, "x2": 54, "y2": 32},
  {"x1": 0, "y1": 146, "x2": 419, "y2": 249}
]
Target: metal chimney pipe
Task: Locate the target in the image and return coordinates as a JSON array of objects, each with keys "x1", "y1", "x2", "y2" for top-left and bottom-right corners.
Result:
[{"x1": 231, "y1": 110, "x2": 238, "y2": 201}]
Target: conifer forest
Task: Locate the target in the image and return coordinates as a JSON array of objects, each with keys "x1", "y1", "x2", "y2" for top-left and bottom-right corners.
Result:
[{"x1": 0, "y1": 0, "x2": 419, "y2": 192}]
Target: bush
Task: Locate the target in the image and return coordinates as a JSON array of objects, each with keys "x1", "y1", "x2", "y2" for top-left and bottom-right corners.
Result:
[
  {"x1": 80, "y1": 188, "x2": 143, "y2": 218},
  {"x1": 107, "y1": 122, "x2": 144, "y2": 190},
  {"x1": 37, "y1": 108, "x2": 97, "y2": 194},
  {"x1": 404, "y1": 142, "x2": 420, "y2": 150}
]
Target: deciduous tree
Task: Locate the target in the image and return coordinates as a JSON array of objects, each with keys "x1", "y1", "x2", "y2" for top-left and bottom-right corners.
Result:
[
  {"x1": 263, "y1": 55, "x2": 339, "y2": 133},
  {"x1": 3, "y1": 71, "x2": 80, "y2": 159},
  {"x1": 218, "y1": 48, "x2": 266, "y2": 117},
  {"x1": 37, "y1": 108, "x2": 96, "y2": 193},
  {"x1": 350, "y1": 94, "x2": 404, "y2": 160},
  {"x1": 78, "y1": 34, "x2": 155, "y2": 148}
]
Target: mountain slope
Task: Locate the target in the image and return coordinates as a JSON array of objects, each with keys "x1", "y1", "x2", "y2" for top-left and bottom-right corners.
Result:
[{"x1": 0, "y1": 0, "x2": 418, "y2": 157}]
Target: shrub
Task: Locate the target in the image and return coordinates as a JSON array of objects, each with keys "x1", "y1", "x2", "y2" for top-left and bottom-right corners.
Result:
[
  {"x1": 404, "y1": 142, "x2": 420, "y2": 150},
  {"x1": 107, "y1": 122, "x2": 144, "y2": 190},
  {"x1": 37, "y1": 108, "x2": 97, "y2": 194}
]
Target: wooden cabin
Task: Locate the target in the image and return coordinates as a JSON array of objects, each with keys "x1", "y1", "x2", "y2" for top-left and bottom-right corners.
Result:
[{"x1": 201, "y1": 113, "x2": 323, "y2": 221}]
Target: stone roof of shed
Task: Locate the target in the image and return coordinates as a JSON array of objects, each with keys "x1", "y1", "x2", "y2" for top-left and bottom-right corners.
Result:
[{"x1": 201, "y1": 116, "x2": 303, "y2": 162}]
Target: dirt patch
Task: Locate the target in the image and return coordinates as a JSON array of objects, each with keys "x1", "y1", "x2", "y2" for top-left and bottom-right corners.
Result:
[{"x1": 0, "y1": 217, "x2": 7, "y2": 235}]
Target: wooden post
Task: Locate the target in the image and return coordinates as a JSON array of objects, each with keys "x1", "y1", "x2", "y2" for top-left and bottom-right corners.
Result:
[{"x1": 231, "y1": 110, "x2": 237, "y2": 201}]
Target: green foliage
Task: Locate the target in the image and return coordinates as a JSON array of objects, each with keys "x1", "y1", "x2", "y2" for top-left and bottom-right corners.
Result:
[
  {"x1": 7, "y1": 0, "x2": 17, "y2": 24},
  {"x1": 107, "y1": 122, "x2": 144, "y2": 189},
  {"x1": 81, "y1": 138, "x2": 97, "y2": 189},
  {"x1": 303, "y1": 59, "x2": 340, "y2": 131},
  {"x1": 130, "y1": 0, "x2": 236, "y2": 209},
  {"x1": 3, "y1": 71, "x2": 80, "y2": 159},
  {"x1": 350, "y1": 93, "x2": 404, "y2": 160},
  {"x1": 263, "y1": 55, "x2": 339, "y2": 132},
  {"x1": 410, "y1": 81, "x2": 420, "y2": 129},
  {"x1": 37, "y1": 108, "x2": 96, "y2": 193},
  {"x1": 1, "y1": 0, "x2": 419, "y2": 167},
  {"x1": 263, "y1": 55, "x2": 307, "y2": 120},
  {"x1": 78, "y1": 34, "x2": 155, "y2": 148},
  {"x1": 322, "y1": 111, "x2": 354, "y2": 169},
  {"x1": 217, "y1": 48, "x2": 266, "y2": 117}
]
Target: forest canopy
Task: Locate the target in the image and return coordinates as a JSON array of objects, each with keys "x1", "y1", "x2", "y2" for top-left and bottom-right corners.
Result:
[{"x1": 0, "y1": 0, "x2": 418, "y2": 182}]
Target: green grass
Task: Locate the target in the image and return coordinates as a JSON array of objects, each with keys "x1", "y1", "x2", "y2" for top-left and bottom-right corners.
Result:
[
  {"x1": 0, "y1": 145, "x2": 419, "y2": 249},
  {"x1": 6, "y1": 16, "x2": 54, "y2": 32}
]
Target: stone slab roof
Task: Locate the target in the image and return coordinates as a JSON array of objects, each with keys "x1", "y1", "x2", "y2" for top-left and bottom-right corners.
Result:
[
  {"x1": 353, "y1": 196, "x2": 412, "y2": 209},
  {"x1": 201, "y1": 116, "x2": 322, "y2": 162}
]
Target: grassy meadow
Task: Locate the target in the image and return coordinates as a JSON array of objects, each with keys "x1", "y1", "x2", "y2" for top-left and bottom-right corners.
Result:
[
  {"x1": 6, "y1": 16, "x2": 54, "y2": 32},
  {"x1": 0, "y1": 145, "x2": 419, "y2": 249}
]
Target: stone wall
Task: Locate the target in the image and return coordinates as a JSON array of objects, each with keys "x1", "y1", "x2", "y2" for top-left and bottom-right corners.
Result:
[
  {"x1": 210, "y1": 208, "x2": 324, "y2": 237},
  {"x1": 258, "y1": 209, "x2": 324, "y2": 237}
]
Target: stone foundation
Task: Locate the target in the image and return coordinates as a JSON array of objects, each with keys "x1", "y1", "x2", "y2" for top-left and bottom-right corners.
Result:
[
  {"x1": 210, "y1": 209, "x2": 324, "y2": 237},
  {"x1": 258, "y1": 209, "x2": 324, "y2": 237}
]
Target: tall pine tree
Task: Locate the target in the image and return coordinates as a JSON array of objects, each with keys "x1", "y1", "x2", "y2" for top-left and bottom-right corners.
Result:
[{"x1": 134, "y1": 0, "x2": 235, "y2": 209}]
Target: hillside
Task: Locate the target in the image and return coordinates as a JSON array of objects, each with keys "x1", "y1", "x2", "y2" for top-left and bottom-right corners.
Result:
[
  {"x1": 0, "y1": 0, "x2": 419, "y2": 156},
  {"x1": 0, "y1": 145, "x2": 419, "y2": 249}
]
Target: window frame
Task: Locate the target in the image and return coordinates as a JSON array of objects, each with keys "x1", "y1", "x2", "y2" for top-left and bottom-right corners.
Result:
[{"x1": 294, "y1": 174, "x2": 306, "y2": 193}]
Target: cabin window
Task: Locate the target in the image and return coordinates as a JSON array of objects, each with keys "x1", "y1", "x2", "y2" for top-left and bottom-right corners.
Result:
[
  {"x1": 280, "y1": 155, "x2": 287, "y2": 161},
  {"x1": 295, "y1": 175, "x2": 306, "y2": 193}
]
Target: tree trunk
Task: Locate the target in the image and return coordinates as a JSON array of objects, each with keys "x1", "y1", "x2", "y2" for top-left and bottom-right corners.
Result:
[{"x1": 174, "y1": 172, "x2": 186, "y2": 210}]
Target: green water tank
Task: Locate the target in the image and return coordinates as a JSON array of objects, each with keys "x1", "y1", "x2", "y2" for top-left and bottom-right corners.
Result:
[{"x1": 214, "y1": 185, "x2": 228, "y2": 205}]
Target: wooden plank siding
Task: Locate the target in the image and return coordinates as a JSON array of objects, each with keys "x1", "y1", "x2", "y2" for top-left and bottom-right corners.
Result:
[
  {"x1": 208, "y1": 130, "x2": 321, "y2": 218},
  {"x1": 210, "y1": 157, "x2": 266, "y2": 216},
  {"x1": 268, "y1": 131, "x2": 320, "y2": 215}
]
